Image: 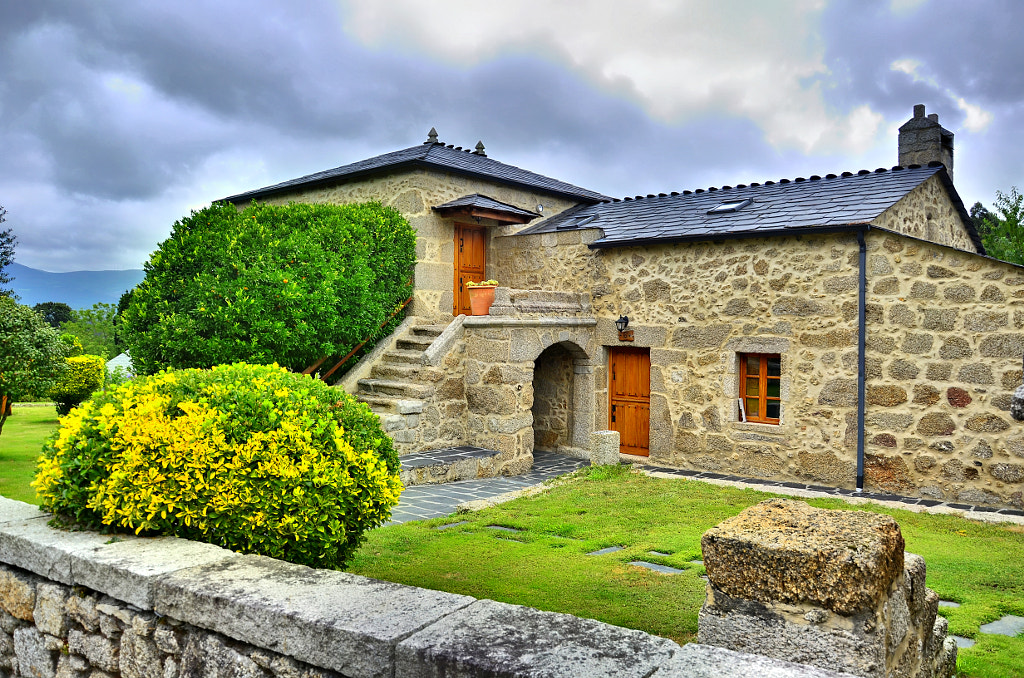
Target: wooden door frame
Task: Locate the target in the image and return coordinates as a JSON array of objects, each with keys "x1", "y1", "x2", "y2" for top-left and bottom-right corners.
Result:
[{"x1": 453, "y1": 222, "x2": 487, "y2": 316}]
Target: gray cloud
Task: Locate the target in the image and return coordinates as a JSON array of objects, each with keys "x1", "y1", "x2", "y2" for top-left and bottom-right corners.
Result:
[{"x1": 2, "y1": 1, "x2": 1022, "y2": 271}]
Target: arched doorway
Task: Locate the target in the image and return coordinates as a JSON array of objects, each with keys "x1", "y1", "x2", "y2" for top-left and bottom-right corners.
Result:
[{"x1": 532, "y1": 341, "x2": 590, "y2": 454}]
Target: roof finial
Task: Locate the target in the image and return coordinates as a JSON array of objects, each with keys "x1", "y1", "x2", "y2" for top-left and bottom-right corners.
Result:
[
  {"x1": 473, "y1": 140, "x2": 486, "y2": 157},
  {"x1": 426, "y1": 127, "x2": 439, "y2": 144}
]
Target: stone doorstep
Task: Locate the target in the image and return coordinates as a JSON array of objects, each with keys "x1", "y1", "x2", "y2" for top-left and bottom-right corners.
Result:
[{"x1": 398, "y1": 446, "x2": 502, "y2": 486}]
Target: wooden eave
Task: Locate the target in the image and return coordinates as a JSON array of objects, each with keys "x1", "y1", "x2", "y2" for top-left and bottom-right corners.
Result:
[{"x1": 432, "y1": 206, "x2": 538, "y2": 225}]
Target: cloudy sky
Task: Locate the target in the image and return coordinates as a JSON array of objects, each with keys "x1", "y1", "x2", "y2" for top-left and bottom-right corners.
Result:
[{"x1": 2, "y1": 0, "x2": 1021, "y2": 272}]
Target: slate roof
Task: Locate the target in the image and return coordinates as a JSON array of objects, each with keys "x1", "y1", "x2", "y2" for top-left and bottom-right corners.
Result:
[
  {"x1": 525, "y1": 164, "x2": 983, "y2": 253},
  {"x1": 432, "y1": 194, "x2": 540, "y2": 220},
  {"x1": 223, "y1": 141, "x2": 610, "y2": 204}
]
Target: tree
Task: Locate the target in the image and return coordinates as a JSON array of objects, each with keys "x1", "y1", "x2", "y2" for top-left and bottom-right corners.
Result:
[
  {"x1": 973, "y1": 187, "x2": 1024, "y2": 265},
  {"x1": 33, "y1": 302, "x2": 73, "y2": 328},
  {"x1": 61, "y1": 303, "x2": 117, "y2": 358},
  {"x1": 112, "y1": 288, "x2": 134, "y2": 353},
  {"x1": 123, "y1": 201, "x2": 415, "y2": 375},
  {"x1": 0, "y1": 206, "x2": 15, "y2": 297},
  {"x1": 0, "y1": 298, "x2": 70, "y2": 435}
]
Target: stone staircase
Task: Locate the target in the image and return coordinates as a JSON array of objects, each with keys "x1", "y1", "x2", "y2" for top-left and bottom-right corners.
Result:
[{"x1": 356, "y1": 323, "x2": 447, "y2": 449}]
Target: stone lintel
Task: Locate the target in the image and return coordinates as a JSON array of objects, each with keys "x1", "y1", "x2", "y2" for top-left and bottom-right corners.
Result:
[
  {"x1": 701, "y1": 499, "x2": 904, "y2": 616},
  {"x1": 395, "y1": 598, "x2": 677, "y2": 677},
  {"x1": 154, "y1": 554, "x2": 476, "y2": 678}
]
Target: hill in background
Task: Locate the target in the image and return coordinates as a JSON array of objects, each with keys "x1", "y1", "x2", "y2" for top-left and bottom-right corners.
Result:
[{"x1": 8, "y1": 262, "x2": 145, "y2": 309}]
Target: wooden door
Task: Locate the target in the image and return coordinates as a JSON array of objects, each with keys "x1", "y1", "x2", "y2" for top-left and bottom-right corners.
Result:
[
  {"x1": 609, "y1": 347, "x2": 650, "y2": 456},
  {"x1": 454, "y1": 223, "x2": 486, "y2": 316}
]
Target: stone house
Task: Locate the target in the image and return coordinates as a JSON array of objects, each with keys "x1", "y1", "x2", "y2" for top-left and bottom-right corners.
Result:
[{"x1": 225, "y1": 105, "x2": 1024, "y2": 508}]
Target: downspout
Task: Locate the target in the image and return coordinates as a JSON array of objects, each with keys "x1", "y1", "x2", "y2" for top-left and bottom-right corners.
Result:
[{"x1": 856, "y1": 228, "x2": 868, "y2": 492}]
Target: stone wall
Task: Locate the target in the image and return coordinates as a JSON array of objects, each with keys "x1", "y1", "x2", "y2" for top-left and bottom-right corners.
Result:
[
  {"x1": 259, "y1": 168, "x2": 580, "y2": 321},
  {"x1": 491, "y1": 221, "x2": 1024, "y2": 507},
  {"x1": 862, "y1": 230, "x2": 1024, "y2": 507},
  {"x1": 0, "y1": 497, "x2": 857, "y2": 678},
  {"x1": 495, "y1": 230, "x2": 863, "y2": 483},
  {"x1": 871, "y1": 175, "x2": 975, "y2": 253}
]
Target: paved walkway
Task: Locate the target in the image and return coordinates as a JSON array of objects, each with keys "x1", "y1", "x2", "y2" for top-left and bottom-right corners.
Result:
[
  {"x1": 389, "y1": 450, "x2": 589, "y2": 523},
  {"x1": 391, "y1": 451, "x2": 1024, "y2": 527}
]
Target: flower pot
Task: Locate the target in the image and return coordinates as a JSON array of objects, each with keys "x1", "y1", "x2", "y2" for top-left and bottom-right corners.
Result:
[{"x1": 468, "y1": 285, "x2": 496, "y2": 316}]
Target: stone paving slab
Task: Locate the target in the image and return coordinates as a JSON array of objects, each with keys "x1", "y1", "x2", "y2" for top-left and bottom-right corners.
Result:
[
  {"x1": 654, "y1": 644, "x2": 860, "y2": 678},
  {"x1": 630, "y1": 561, "x2": 684, "y2": 574},
  {"x1": 979, "y1": 614, "x2": 1024, "y2": 637},
  {"x1": 0, "y1": 497, "x2": 47, "y2": 525},
  {"x1": 587, "y1": 546, "x2": 623, "y2": 556},
  {"x1": 389, "y1": 450, "x2": 588, "y2": 524}
]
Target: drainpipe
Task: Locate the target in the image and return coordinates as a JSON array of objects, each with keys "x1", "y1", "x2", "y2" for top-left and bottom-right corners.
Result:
[{"x1": 856, "y1": 228, "x2": 868, "y2": 492}]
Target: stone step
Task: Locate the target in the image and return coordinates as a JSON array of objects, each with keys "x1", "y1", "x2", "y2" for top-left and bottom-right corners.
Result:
[
  {"x1": 381, "y1": 349, "x2": 424, "y2": 365},
  {"x1": 357, "y1": 378, "x2": 433, "y2": 399},
  {"x1": 397, "y1": 335, "x2": 434, "y2": 351},
  {"x1": 371, "y1": 363, "x2": 422, "y2": 381},
  {"x1": 411, "y1": 325, "x2": 446, "y2": 337},
  {"x1": 356, "y1": 394, "x2": 424, "y2": 415},
  {"x1": 399, "y1": 446, "x2": 503, "y2": 486}
]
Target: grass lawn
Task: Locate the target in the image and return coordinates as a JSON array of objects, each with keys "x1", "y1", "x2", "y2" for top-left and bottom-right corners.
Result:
[
  {"x1": 347, "y1": 465, "x2": 1024, "y2": 678},
  {"x1": 0, "y1": 404, "x2": 58, "y2": 504}
]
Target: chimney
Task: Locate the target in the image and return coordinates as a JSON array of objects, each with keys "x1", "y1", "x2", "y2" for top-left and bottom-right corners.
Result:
[{"x1": 898, "y1": 104, "x2": 954, "y2": 181}]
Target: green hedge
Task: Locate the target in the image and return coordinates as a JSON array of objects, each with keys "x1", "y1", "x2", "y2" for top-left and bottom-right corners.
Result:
[
  {"x1": 34, "y1": 363, "x2": 402, "y2": 569},
  {"x1": 49, "y1": 354, "x2": 105, "y2": 415},
  {"x1": 123, "y1": 201, "x2": 415, "y2": 375}
]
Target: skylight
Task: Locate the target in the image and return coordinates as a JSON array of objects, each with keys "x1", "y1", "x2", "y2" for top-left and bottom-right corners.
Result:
[{"x1": 707, "y1": 198, "x2": 752, "y2": 215}]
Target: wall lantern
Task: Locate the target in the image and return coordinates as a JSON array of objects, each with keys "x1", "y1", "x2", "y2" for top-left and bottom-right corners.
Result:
[{"x1": 615, "y1": 315, "x2": 634, "y2": 342}]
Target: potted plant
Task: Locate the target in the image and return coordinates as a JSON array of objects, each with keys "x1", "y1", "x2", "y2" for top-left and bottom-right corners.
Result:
[{"x1": 466, "y1": 279, "x2": 499, "y2": 316}]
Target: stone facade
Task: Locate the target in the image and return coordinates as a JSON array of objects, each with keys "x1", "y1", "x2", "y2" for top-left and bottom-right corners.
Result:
[
  {"x1": 257, "y1": 168, "x2": 579, "y2": 321},
  {"x1": 862, "y1": 232, "x2": 1024, "y2": 506},
  {"x1": 872, "y1": 175, "x2": 974, "y2": 251}
]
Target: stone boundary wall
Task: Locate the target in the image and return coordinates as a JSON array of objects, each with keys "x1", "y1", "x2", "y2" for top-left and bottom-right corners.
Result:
[{"x1": 0, "y1": 498, "x2": 855, "y2": 678}]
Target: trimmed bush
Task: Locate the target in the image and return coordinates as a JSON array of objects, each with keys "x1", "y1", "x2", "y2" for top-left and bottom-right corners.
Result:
[
  {"x1": 34, "y1": 363, "x2": 402, "y2": 569},
  {"x1": 123, "y1": 201, "x2": 416, "y2": 375},
  {"x1": 50, "y1": 354, "x2": 105, "y2": 415}
]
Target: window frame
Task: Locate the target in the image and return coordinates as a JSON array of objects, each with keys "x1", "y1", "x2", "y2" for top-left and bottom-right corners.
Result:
[{"x1": 739, "y1": 352, "x2": 781, "y2": 425}]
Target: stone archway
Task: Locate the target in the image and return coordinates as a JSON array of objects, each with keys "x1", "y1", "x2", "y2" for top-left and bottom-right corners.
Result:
[{"x1": 530, "y1": 339, "x2": 594, "y2": 455}]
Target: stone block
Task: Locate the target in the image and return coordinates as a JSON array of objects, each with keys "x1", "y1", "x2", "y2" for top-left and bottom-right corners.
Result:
[
  {"x1": 0, "y1": 498, "x2": 47, "y2": 525},
  {"x1": 395, "y1": 598, "x2": 678, "y2": 678},
  {"x1": 701, "y1": 499, "x2": 904, "y2": 615},
  {"x1": 0, "y1": 565, "x2": 37, "y2": 621},
  {"x1": 590, "y1": 430, "x2": 620, "y2": 466},
  {"x1": 14, "y1": 627, "x2": 58, "y2": 678},
  {"x1": 154, "y1": 554, "x2": 475, "y2": 678},
  {"x1": 72, "y1": 537, "x2": 238, "y2": 611},
  {"x1": 660, "y1": 641, "x2": 861, "y2": 677},
  {"x1": 68, "y1": 629, "x2": 120, "y2": 673},
  {"x1": 0, "y1": 519, "x2": 114, "y2": 585},
  {"x1": 120, "y1": 631, "x2": 162, "y2": 678},
  {"x1": 33, "y1": 583, "x2": 68, "y2": 637}
]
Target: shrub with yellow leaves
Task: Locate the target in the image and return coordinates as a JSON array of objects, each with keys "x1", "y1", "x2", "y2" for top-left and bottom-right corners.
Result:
[{"x1": 33, "y1": 363, "x2": 402, "y2": 569}]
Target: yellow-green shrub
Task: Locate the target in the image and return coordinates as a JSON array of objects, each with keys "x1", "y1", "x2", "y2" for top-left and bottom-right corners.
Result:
[
  {"x1": 49, "y1": 354, "x2": 105, "y2": 415},
  {"x1": 34, "y1": 363, "x2": 402, "y2": 569}
]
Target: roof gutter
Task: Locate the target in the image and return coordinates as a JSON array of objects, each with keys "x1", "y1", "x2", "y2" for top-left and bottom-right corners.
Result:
[{"x1": 586, "y1": 223, "x2": 870, "y2": 249}]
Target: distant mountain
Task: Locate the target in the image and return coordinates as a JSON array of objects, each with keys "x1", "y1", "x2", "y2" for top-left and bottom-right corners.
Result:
[{"x1": 7, "y1": 262, "x2": 145, "y2": 309}]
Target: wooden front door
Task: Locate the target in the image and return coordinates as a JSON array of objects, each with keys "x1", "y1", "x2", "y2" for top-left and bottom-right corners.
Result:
[
  {"x1": 454, "y1": 223, "x2": 486, "y2": 316},
  {"x1": 609, "y1": 347, "x2": 650, "y2": 456}
]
